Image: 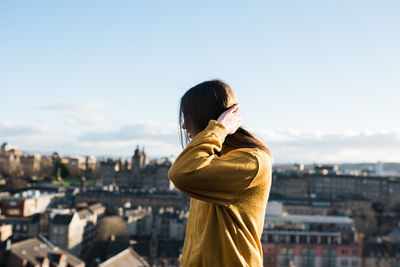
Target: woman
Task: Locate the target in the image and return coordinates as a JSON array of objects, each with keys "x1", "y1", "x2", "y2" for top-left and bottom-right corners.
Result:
[{"x1": 168, "y1": 80, "x2": 272, "y2": 267}]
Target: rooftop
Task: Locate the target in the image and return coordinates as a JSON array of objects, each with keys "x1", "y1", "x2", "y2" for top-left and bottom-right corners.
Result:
[
  {"x1": 98, "y1": 247, "x2": 149, "y2": 267},
  {"x1": 10, "y1": 237, "x2": 84, "y2": 267},
  {"x1": 52, "y1": 214, "x2": 75, "y2": 225},
  {"x1": 265, "y1": 201, "x2": 353, "y2": 224},
  {"x1": 2, "y1": 189, "x2": 61, "y2": 201},
  {"x1": 266, "y1": 214, "x2": 353, "y2": 224}
]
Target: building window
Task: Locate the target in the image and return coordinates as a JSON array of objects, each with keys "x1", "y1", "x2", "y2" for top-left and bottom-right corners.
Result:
[
  {"x1": 351, "y1": 260, "x2": 359, "y2": 266},
  {"x1": 266, "y1": 258, "x2": 274, "y2": 264},
  {"x1": 341, "y1": 259, "x2": 349, "y2": 266},
  {"x1": 352, "y1": 249, "x2": 358, "y2": 255},
  {"x1": 53, "y1": 227, "x2": 58, "y2": 234},
  {"x1": 22, "y1": 224, "x2": 28, "y2": 232},
  {"x1": 341, "y1": 249, "x2": 348, "y2": 255},
  {"x1": 279, "y1": 247, "x2": 295, "y2": 267},
  {"x1": 322, "y1": 248, "x2": 336, "y2": 267},
  {"x1": 15, "y1": 224, "x2": 21, "y2": 231},
  {"x1": 7, "y1": 209, "x2": 20, "y2": 216},
  {"x1": 301, "y1": 248, "x2": 315, "y2": 267}
]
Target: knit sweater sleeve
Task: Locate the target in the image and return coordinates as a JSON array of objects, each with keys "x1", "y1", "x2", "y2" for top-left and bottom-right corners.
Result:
[{"x1": 168, "y1": 119, "x2": 261, "y2": 206}]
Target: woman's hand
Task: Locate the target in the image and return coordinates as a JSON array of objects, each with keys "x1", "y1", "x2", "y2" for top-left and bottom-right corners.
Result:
[{"x1": 217, "y1": 103, "x2": 242, "y2": 134}]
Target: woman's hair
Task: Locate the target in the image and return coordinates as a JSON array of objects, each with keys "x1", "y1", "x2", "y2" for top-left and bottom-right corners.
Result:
[{"x1": 179, "y1": 79, "x2": 272, "y2": 159}]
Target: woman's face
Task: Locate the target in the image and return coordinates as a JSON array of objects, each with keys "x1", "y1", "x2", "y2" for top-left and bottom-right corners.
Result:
[{"x1": 182, "y1": 120, "x2": 196, "y2": 139}]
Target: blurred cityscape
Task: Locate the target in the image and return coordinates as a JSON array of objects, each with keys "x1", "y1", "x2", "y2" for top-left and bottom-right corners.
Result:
[{"x1": 0, "y1": 142, "x2": 399, "y2": 267}]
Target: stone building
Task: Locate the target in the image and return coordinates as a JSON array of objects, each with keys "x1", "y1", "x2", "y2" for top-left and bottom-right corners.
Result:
[
  {"x1": 1, "y1": 143, "x2": 99, "y2": 181},
  {"x1": 271, "y1": 171, "x2": 400, "y2": 207},
  {"x1": 0, "y1": 190, "x2": 64, "y2": 217},
  {"x1": 100, "y1": 146, "x2": 171, "y2": 191},
  {"x1": 334, "y1": 193, "x2": 372, "y2": 216},
  {"x1": 122, "y1": 207, "x2": 153, "y2": 237},
  {"x1": 362, "y1": 243, "x2": 400, "y2": 267},
  {"x1": 0, "y1": 143, "x2": 44, "y2": 178},
  {"x1": 49, "y1": 203, "x2": 105, "y2": 257},
  {"x1": 75, "y1": 190, "x2": 188, "y2": 214},
  {"x1": 270, "y1": 192, "x2": 373, "y2": 217},
  {"x1": 39, "y1": 155, "x2": 54, "y2": 178},
  {"x1": 49, "y1": 212, "x2": 83, "y2": 256},
  {"x1": 0, "y1": 214, "x2": 40, "y2": 240},
  {"x1": 0, "y1": 143, "x2": 23, "y2": 177},
  {"x1": 19, "y1": 154, "x2": 42, "y2": 178},
  {"x1": 154, "y1": 209, "x2": 187, "y2": 240},
  {"x1": 0, "y1": 224, "x2": 12, "y2": 242}
]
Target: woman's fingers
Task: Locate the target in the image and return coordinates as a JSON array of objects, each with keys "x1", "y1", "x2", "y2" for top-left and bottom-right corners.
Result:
[
  {"x1": 230, "y1": 103, "x2": 239, "y2": 113},
  {"x1": 217, "y1": 103, "x2": 242, "y2": 134}
]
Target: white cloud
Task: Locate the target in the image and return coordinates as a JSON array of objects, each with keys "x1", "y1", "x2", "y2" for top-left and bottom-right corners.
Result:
[
  {"x1": 39, "y1": 101, "x2": 110, "y2": 112},
  {"x1": 1, "y1": 119, "x2": 400, "y2": 163},
  {"x1": 66, "y1": 115, "x2": 114, "y2": 126},
  {"x1": 0, "y1": 121, "x2": 50, "y2": 136},
  {"x1": 256, "y1": 129, "x2": 400, "y2": 163},
  {"x1": 78, "y1": 120, "x2": 179, "y2": 144},
  {"x1": 69, "y1": 139, "x2": 181, "y2": 158}
]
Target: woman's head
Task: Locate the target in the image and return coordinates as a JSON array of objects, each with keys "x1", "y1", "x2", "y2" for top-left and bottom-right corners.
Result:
[
  {"x1": 179, "y1": 80, "x2": 237, "y2": 139},
  {"x1": 179, "y1": 79, "x2": 272, "y2": 158}
]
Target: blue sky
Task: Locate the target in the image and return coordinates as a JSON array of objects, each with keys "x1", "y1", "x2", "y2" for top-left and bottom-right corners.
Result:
[{"x1": 1, "y1": 1, "x2": 399, "y2": 163}]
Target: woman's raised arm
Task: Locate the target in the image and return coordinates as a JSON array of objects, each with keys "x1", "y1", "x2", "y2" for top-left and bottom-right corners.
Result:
[{"x1": 168, "y1": 119, "x2": 261, "y2": 206}]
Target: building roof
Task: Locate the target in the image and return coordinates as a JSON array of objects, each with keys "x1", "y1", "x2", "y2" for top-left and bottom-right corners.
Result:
[
  {"x1": 3, "y1": 189, "x2": 60, "y2": 200},
  {"x1": 89, "y1": 203, "x2": 105, "y2": 213},
  {"x1": 76, "y1": 202, "x2": 89, "y2": 209},
  {"x1": 52, "y1": 214, "x2": 74, "y2": 225},
  {"x1": 78, "y1": 209, "x2": 92, "y2": 219},
  {"x1": 266, "y1": 202, "x2": 353, "y2": 224},
  {"x1": 80, "y1": 189, "x2": 183, "y2": 198},
  {"x1": 275, "y1": 171, "x2": 400, "y2": 181},
  {"x1": 29, "y1": 183, "x2": 67, "y2": 193},
  {"x1": 266, "y1": 213, "x2": 353, "y2": 224},
  {"x1": 98, "y1": 247, "x2": 149, "y2": 267},
  {"x1": 10, "y1": 237, "x2": 84, "y2": 267}
]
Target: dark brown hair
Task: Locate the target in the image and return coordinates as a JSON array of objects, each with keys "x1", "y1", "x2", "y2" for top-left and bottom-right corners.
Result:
[{"x1": 179, "y1": 79, "x2": 272, "y2": 159}]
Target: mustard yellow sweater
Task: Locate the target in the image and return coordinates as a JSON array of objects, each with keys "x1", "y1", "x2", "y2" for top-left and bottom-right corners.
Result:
[{"x1": 168, "y1": 120, "x2": 272, "y2": 267}]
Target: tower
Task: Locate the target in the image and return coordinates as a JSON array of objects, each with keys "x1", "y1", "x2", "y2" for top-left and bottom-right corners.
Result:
[
  {"x1": 131, "y1": 145, "x2": 146, "y2": 172},
  {"x1": 1, "y1": 142, "x2": 8, "y2": 156}
]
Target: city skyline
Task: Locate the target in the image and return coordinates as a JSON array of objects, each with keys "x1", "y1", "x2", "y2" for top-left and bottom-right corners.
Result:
[{"x1": 1, "y1": 1, "x2": 399, "y2": 163}]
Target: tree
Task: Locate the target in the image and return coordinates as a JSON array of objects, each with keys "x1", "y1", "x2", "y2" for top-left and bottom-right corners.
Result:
[
  {"x1": 84, "y1": 216, "x2": 130, "y2": 263},
  {"x1": 53, "y1": 160, "x2": 70, "y2": 179},
  {"x1": 95, "y1": 216, "x2": 128, "y2": 241},
  {"x1": 6, "y1": 177, "x2": 28, "y2": 192}
]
